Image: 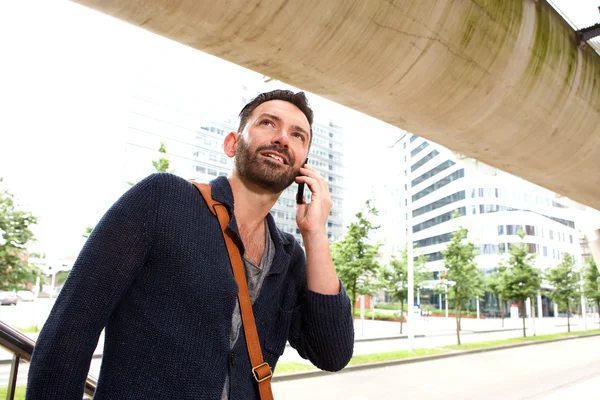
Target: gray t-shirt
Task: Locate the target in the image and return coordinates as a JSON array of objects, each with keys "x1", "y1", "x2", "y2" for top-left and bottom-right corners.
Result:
[{"x1": 222, "y1": 220, "x2": 275, "y2": 399}]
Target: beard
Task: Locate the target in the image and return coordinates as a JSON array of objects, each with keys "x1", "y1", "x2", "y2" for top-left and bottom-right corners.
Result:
[{"x1": 235, "y1": 137, "x2": 299, "y2": 194}]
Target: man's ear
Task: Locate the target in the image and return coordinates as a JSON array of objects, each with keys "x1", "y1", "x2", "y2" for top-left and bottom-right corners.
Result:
[{"x1": 224, "y1": 131, "x2": 239, "y2": 158}]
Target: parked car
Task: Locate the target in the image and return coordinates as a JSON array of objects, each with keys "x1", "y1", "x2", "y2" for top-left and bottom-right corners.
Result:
[
  {"x1": 0, "y1": 291, "x2": 19, "y2": 306},
  {"x1": 17, "y1": 290, "x2": 36, "y2": 302}
]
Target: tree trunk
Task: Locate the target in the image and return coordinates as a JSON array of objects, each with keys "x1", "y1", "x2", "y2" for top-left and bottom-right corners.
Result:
[
  {"x1": 400, "y1": 299, "x2": 404, "y2": 334},
  {"x1": 351, "y1": 283, "x2": 356, "y2": 318},
  {"x1": 521, "y1": 300, "x2": 527, "y2": 338},
  {"x1": 500, "y1": 297, "x2": 505, "y2": 328},
  {"x1": 531, "y1": 297, "x2": 536, "y2": 337},
  {"x1": 455, "y1": 299, "x2": 461, "y2": 345},
  {"x1": 597, "y1": 300, "x2": 600, "y2": 323},
  {"x1": 567, "y1": 302, "x2": 571, "y2": 333}
]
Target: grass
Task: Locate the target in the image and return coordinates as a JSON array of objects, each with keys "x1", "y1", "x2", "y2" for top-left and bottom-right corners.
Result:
[
  {"x1": 348, "y1": 348, "x2": 448, "y2": 365},
  {"x1": 0, "y1": 386, "x2": 26, "y2": 399},
  {"x1": 443, "y1": 329, "x2": 600, "y2": 350},
  {"x1": 274, "y1": 348, "x2": 448, "y2": 374}
]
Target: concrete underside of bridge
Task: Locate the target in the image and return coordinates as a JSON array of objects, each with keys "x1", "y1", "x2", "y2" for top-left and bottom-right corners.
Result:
[{"x1": 74, "y1": 0, "x2": 599, "y2": 211}]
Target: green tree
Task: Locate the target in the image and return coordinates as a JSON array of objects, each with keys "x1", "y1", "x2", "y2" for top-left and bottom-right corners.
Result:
[
  {"x1": 128, "y1": 141, "x2": 175, "y2": 186},
  {"x1": 152, "y1": 141, "x2": 174, "y2": 173},
  {"x1": 486, "y1": 265, "x2": 509, "y2": 327},
  {"x1": 583, "y1": 258, "x2": 600, "y2": 322},
  {"x1": 0, "y1": 179, "x2": 40, "y2": 289},
  {"x1": 441, "y1": 221, "x2": 484, "y2": 345},
  {"x1": 332, "y1": 200, "x2": 381, "y2": 316},
  {"x1": 546, "y1": 253, "x2": 580, "y2": 333},
  {"x1": 82, "y1": 226, "x2": 93, "y2": 239},
  {"x1": 378, "y1": 246, "x2": 430, "y2": 333},
  {"x1": 502, "y1": 230, "x2": 541, "y2": 337}
]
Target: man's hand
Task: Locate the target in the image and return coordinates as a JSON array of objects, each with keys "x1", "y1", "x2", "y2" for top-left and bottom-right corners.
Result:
[
  {"x1": 295, "y1": 164, "x2": 339, "y2": 295},
  {"x1": 295, "y1": 164, "x2": 332, "y2": 238}
]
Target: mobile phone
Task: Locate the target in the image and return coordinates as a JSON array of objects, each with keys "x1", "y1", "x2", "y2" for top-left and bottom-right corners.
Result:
[{"x1": 296, "y1": 158, "x2": 309, "y2": 204}]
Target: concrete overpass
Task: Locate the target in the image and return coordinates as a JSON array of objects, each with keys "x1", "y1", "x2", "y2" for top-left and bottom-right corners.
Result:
[{"x1": 72, "y1": 0, "x2": 600, "y2": 262}]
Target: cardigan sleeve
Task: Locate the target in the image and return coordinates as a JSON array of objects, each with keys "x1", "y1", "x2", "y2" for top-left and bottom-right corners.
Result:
[
  {"x1": 26, "y1": 174, "x2": 161, "y2": 400},
  {"x1": 286, "y1": 246, "x2": 355, "y2": 372}
]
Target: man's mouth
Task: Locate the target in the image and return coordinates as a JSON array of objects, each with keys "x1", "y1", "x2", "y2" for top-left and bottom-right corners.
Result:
[{"x1": 261, "y1": 152, "x2": 288, "y2": 165}]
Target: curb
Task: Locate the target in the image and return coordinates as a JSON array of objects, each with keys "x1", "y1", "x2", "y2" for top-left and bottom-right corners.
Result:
[{"x1": 272, "y1": 332, "x2": 600, "y2": 382}]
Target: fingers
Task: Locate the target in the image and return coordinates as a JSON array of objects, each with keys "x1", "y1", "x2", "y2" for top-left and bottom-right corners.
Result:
[{"x1": 295, "y1": 165, "x2": 328, "y2": 197}]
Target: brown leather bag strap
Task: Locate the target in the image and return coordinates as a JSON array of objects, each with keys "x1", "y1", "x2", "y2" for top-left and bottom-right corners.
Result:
[{"x1": 191, "y1": 181, "x2": 274, "y2": 400}]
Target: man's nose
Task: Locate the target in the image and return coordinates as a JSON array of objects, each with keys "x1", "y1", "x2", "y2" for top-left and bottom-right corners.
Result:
[{"x1": 271, "y1": 128, "x2": 290, "y2": 147}]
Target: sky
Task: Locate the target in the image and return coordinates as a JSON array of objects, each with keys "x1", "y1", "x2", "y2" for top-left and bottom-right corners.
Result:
[{"x1": 0, "y1": 0, "x2": 598, "y2": 259}]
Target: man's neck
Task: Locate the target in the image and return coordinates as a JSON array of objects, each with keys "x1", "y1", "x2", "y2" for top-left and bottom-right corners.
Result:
[{"x1": 227, "y1": 174, "x2": 280, "y2": 232}]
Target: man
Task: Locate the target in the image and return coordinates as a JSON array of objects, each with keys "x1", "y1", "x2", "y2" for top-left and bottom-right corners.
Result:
[{"x1": 27, "y1": 90, "x2": 354, "y2": 399}]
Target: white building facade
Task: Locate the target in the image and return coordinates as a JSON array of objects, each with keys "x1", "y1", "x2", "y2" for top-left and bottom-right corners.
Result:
[{"x1": 385, "y1": 134, "x2": 582, "y2": 315}]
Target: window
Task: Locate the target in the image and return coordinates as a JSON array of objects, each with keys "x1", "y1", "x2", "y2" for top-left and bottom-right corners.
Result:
[
  {"x1": 413, "y1": 191, "x2": 465, "y2": 217},
  {"x1": 569, "y1": 234, "x2": 573, "y2": 244},
  {"x1": 498, "y1": 225, "x2": 505, "y2": 235},
  {"x1": 412, "y1": 160, "x2": 456, "y2": 187},
  {"x1": 414, "y1": 232, "x2": 453, "y2": 248},
  {"x1": 412, "y1": 207, "x2": 466, "y2": 233},
  {"x1": 411, "y1": 150, "x2": 440, "y2": 172},
  {"x1": 543, "y1": 246, "x2": 548, "y2": 257},
  {"x1": 549, "y1": 230, "x2": 554, "y2": 240},
  {"x1": 410, "y1": 135, "x2": 418, "y2": 143},
  {"x1": 506, "y1": 225, "x2": 519, "y2": 235},
  {"x1": 412, "y1": 169, "x2": 465, "y2": 202},
  {"x1": 418, "y1": 251, "x2": 443, "y2": 262},
  {"x1": 411, "y1": 141, "x2": 430, "y2": 157}
]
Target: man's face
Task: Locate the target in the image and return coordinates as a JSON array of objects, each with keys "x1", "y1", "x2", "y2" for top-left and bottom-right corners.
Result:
[{"x1": 234, "y1": 100, "x2": 311, "y2": 193}]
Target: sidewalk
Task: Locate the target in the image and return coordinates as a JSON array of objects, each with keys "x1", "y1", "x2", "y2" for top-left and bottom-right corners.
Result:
[
  {"x1": 351, "y1": 314, "x2": 600, "y2": 340},
  {"x1": 3, "y1": 314, "x2": 599, "y2": 362}
]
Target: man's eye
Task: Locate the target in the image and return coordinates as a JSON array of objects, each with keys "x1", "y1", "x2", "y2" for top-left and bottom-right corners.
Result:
[
  {"x1": 261, "y1": 119, "x2": 274, "y2": 127},
  {"x1": 293, "y1": 133, "x2": 306, "y2": 142}
]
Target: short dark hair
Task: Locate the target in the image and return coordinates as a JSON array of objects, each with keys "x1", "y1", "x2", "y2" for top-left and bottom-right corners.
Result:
[{"x1": 238, "y1": 89, "x2": 314, "y2": 143}]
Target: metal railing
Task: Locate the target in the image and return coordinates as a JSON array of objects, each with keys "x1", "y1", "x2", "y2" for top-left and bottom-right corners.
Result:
[{"x1": 0, "y1": 320, "x2": 97, "y2": 399}]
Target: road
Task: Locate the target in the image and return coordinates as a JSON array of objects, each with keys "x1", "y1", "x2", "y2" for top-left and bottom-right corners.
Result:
[{"x1": 272, "y1": 336, "x2": 600, "y2": 400}]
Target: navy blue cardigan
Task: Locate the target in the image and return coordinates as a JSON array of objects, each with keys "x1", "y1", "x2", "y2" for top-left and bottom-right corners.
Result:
[{"x1": 26, "y1": 174, "x2": 354, "y2": 399}]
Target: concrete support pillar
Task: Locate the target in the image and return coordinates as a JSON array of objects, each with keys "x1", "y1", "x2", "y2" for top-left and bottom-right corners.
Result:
[{"x1": 537, "y1": 292, "x2": 543, "y2": 318}]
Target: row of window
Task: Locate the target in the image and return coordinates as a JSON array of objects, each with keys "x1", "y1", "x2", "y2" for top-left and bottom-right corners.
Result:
[
  {"x1": 412, "y1": 169, "x2": 465, "y2": 202},
  {"x1": 193, "y1": 150, "x2": 228, "y2": 165},
  {"x1": 310, "y1": 148, "x2": 338, "y2": 162},
  {"x1": 412, "y1": 160, "x2": 455, "y2": 187},
  {"x1": 413, "y1": 207, "x2": 467, "y2": 233},
  {"x1": 411, "y1": 150, "x2": 439, "y2": 172},
  {"x1": 471, "y1": 205, "x2": 575, "y2": 228},
  {"x1": 411, "y1": 141, "x2": 429, "y2": 157},
  {"x1": 414, "y1": 232, "x2": 453, "y2": 248},
  {"x1": 420, "y1": 243, "x2": 575, "y2": 263},
  {"x1": 198, "y1": 137, "x2": 223, "y2": 149},
  {"x1": 194, "y1": 165, "x2": 228, "y2": 177},
  {"x1": 413, "y1": 191, "x2": 465, "y2": 218},
  {"x1": 471, "y1": 188, "x2": 568, "y2": 209},
  {"x1": 413, "y1": 203, "x2": 575, "y2": 235},
  {"x1": 199, "y1": 125, "x2": 228, "y2": 136},
  {"x1": 498, "y1": 225, "x2": 574, "y2": 243}
]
